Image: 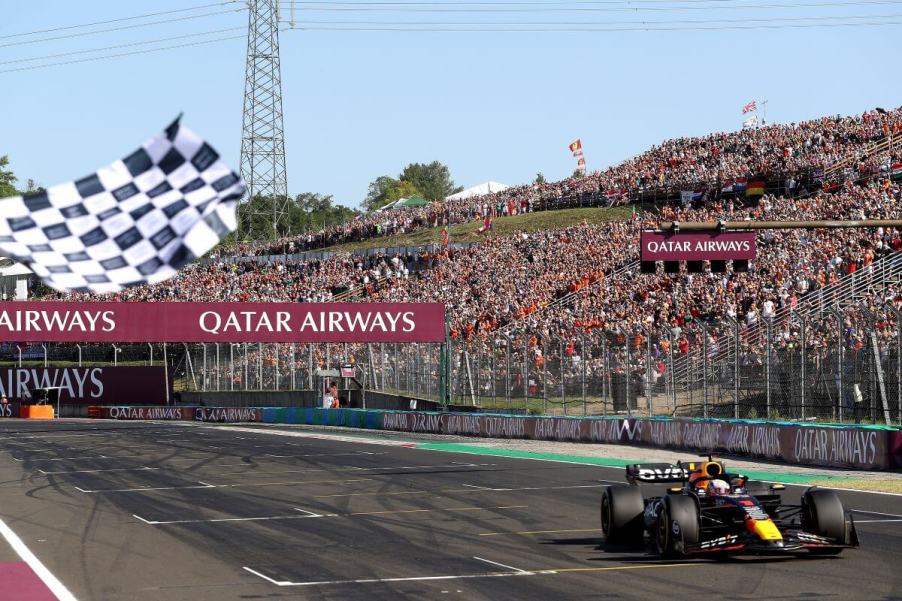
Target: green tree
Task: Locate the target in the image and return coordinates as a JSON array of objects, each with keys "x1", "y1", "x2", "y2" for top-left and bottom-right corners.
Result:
[
  {"x1": 572, "y1": 169, "x2": 585, "y2": 179},
  {"x1": 0, "y1": 156, "x2": 17, "y2": 199},
  {"x1": 363, "y1": 175, "x2": 399, "y2": 212},
  {"x1": 235, "y1": 192, "x2": 358, "y2": 242},
  {"x1": 291, "y1": 192, "x2": 356, "y2": 233},
  {"x1": 23, "y1": 179, "x2": 45, "y2": 195},
  {"x1": 535, "y1": 172, "x2": 546, "y2": 185},
  {"x1": 362, "y1": 176, "x2": 420, "y2": 212},
  {"x1": 399, "y1": 161, "x2": 461, "y2": 202},
  {"x1": 387, "y1": 180, "x2": 419, "y2": 204}
]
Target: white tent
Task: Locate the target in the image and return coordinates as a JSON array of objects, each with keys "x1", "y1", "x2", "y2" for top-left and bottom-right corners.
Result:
[
  {"x1": 446, "y1": 181, "x2": 509, "y2": 201},
  {"x1": 375, "y1": 198, "x2": 409, "y2": 212},
  {"x1": 0, "y1": 262, "x2": 32, "y2": 300},
  {"x1": 0, "y1": 263, "x2": 31, "y2": 277}
]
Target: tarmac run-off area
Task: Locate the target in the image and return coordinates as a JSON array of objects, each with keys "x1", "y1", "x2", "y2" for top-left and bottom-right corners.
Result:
[{"x1": 0, "y1": 419, "x2": 899, "y2": 601}]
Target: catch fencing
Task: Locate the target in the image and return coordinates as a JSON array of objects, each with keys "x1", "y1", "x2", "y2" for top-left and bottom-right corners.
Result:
[{"x1": 7, "y1": 306, "x2": 901, "y2": 426}]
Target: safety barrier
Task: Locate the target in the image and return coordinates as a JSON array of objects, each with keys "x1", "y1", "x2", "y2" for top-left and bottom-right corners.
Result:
[{"x1": 86, "y1": 406, "x2": 902, "y2": 470}]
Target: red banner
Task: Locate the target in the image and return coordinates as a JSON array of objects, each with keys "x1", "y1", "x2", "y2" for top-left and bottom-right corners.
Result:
[
  {"x1": 0, "y1": 367, "x2": 168, "y2": 405},
  {"x1": 0, "y1": 302, "x2": 446, "y2": 343},
  {"x1": 640, "y1": 231, "x2": 756, "y2": 261}
]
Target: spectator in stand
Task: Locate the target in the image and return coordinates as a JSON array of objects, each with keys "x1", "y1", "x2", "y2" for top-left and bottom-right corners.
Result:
[{"x1": 213, "y1": 107, "x2": 901, "y2": 258}]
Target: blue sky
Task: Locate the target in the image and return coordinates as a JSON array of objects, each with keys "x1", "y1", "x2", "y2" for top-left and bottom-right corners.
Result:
[{"x1": 2, "y1": 1, "x2": 900, "y2": 208}]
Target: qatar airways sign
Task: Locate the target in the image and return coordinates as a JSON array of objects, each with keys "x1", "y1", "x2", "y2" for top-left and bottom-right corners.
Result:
[
  {"x1": 0, "y1": 302, "x2": 446, "y2": 343},
  {"x1": 640, "y1": 231, "x2": 756, "y2": 261},
  {"x1": 0, "y1": 367, "x2": 167, "y2": 405}
]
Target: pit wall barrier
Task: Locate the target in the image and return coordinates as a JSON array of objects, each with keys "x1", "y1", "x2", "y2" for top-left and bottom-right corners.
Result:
[{"x1": 87, "y1": 406, "x2": 902, "y2": 471}]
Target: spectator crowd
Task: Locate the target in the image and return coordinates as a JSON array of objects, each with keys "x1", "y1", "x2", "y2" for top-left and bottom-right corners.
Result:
[
  {"x1": 220, "y1": 107, "x2": 902, "y2": 257},
  {"x1": 33, "y1": 107, "x2": 902, "y2": 418}
]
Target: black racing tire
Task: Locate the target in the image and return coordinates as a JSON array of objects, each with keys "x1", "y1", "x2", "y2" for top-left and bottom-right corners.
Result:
[
  {"x1": 600, "y1": 485, "x2": 645, "y2": 545},
  {"x1": 653, "y1": 495, "x2": 700, "y2": 557},
  {"x1": 802, "y1": 489, "x2": 846, "y2": 555}
]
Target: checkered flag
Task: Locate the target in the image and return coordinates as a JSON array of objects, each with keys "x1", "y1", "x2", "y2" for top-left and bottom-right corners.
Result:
[{"x1": 0, "y1": 118, "x2": 245, "y2": 293}]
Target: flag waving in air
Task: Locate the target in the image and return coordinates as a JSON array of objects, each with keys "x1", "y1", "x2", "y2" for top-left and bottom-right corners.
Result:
[
  {"x1": 569, "y1": 139, "x2": 586, "y2": 172},
  {"x1": 0, "y1": 118, "x2": 245, "y2": 293},
  {"x1": 742, "y1": 100, "x2": 757, "y2": 114}
]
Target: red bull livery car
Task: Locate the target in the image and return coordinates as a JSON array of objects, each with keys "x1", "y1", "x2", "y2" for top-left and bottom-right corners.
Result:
[{"x1": 600, "y1": 456, "x2": 859, "y2": 556}]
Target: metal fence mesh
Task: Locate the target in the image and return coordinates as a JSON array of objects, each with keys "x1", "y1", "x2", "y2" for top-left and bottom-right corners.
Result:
[{"x1": 3, "y1": 303, "x2": 901, "y2": 425}]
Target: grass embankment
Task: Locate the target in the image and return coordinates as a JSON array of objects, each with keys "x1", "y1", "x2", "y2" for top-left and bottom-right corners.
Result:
[{"x1": 322, "y1": 206, "x2": 634, "y2": 252}]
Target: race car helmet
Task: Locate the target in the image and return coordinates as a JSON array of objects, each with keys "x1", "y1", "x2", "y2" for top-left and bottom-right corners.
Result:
[{"x1": 707, "y1": 479, "x2": 730, "y2": 496}]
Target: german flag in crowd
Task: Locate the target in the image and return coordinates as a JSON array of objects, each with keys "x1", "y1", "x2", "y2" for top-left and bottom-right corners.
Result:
[{"x1": 747, "y1": 179, "x2": 765, "y2": 196}]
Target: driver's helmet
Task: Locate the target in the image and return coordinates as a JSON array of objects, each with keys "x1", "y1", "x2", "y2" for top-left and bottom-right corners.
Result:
[{"x1": 707, "y1": 479, "x2": 730, "y2": 496}]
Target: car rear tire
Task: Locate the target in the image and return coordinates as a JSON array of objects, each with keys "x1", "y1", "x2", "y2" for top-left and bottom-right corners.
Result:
[
  {"x1": 654, "y1": 495, "x2": 700, "y2": 557},
  {"x1": 600, "y1": 485, "x2": 644, "y2": 545},
  {"x1": 802, "y1": 489, "x2": 846, "y2": 555}
]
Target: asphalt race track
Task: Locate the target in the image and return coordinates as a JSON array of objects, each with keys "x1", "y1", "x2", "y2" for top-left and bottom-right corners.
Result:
[{"x1": 0, "y1": 420, "x2": 900, "y2": 601}]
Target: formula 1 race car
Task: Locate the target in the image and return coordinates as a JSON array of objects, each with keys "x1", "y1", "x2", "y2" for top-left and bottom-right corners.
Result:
[{"x1": 600, "y1": 456, "x2": 859, "y2": 557}]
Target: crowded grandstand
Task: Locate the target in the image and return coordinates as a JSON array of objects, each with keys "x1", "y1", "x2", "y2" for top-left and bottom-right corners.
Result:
[{"x1": 9, "y1": 106, "x2": 902, "y2": 421}]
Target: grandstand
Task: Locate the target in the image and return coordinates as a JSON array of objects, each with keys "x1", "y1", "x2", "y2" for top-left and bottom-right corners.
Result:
[{"x1": 23, "y1": 106, "x2": 902, "y2": 425}]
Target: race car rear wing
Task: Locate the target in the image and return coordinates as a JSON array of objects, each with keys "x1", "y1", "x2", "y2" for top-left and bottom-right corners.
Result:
[{"x1": 625, "y1": 463, "x2": 690, "y2": 484}]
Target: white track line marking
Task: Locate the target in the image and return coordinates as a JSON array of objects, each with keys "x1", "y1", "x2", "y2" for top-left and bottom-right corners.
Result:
[
  {"x1": 39, "y1": 467, "x2": 160, "y2": 475},
  {"x1": 1, "y1": 434, "x2": 103, "y2": 440},
  {"x1": 265, "y1": 452, "x2": 386, "y2": 458},
  {"x1": 240, "y1": 561, "x2": 707, "y2": 588},
  {"x1": 242, "y1": 567, "x2": 533, "y2": 587},
  {"x1": 472, "y1": 556, "x2": 532, "y2": 574},
  {"x1": 133, "y1": 509, "x2": 326, "y2": 526},
  {"x1": 19, "y1": 456, "x2": 114, "y2": 462},
  {"x1": 136, "y1": 505, "x2": 520, "y2": 526},
  {"x1": 462, "y1": 484, "x2": 494, "y2": 490},
  {"x1": 0, "y1": 517, "x2": 78, "y2": 601},
  {"x1": 348, "y1": 505, "x2": 527, "y2": 517},
  {"x1": 851, "y1": 509, "x2": 902, "y2": 518},
  {"x1": 76, "y1": 478, "x2": 369, "y2": 494},
  {"x1": 205, "y1": 463, "x2": 493, "y2": 478},
  {"x1": 132, "y1": 514, "x2": 156, "y2": 525},
  {"x1": 76, "y1": 482, "x2": 216, "y2": 494},
  {"x1": 855, "y1": 519, "x2": 902, "y2": 523},
  {"x1": 243, "y1": 566, "x2": 290, "y2": 586},
  {"x1": 195, "y1": 424, "x2": 418, "y2": 448},
  {"x1": 465, "y1": 484, "x2": 607, "y2": 492}
]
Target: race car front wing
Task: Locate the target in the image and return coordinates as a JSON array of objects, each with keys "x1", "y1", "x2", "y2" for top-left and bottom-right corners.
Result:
[{"x1": 671, "y1": 515, "x2": 859, "y2": 555}]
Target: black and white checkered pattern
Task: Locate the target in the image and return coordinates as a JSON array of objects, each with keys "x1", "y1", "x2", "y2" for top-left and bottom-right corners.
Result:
[{"x1": 0, "y1": 119, "x2": 245, "y2": 293}]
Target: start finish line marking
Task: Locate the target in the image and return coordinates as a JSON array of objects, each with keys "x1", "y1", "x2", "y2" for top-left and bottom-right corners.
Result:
[
  {"x1": 134, "y1": 505, "x2": 527, "y2": 526},
  {"x1": 75, "y1": 477, "x2": 371, "y2": 494},
  {"x1": 241, "y1": 558, "x2": 700, "y2": 587},
  {"x1": 39, "y1": 467, "x2": 161, "y2": 475},
  {"x1": 133, "y1": 507, "x2": 325, "y2": 525}
]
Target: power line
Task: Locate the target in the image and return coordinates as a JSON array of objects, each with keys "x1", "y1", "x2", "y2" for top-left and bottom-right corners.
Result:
[
  {"x1": 290, "y1": 12, "x2": 902, "y2": 24},
  {"x1": 295, "y1": 19, "x2": 902, "y2": 29},
  {"x1": 0, "y1": 8, "x2": 247, "y2": 50},
  {"x1": 0, "y1": 1, "x2": 243, "y2": 40},
  {"x1": 280, "y1": 0, "x2": 902, "y2": 10},
  {"x1": 0, "y1": 34, "x2": 248, "y2": 75},
  {"x1": 0, "y1": 27, "x2": 247, "y2": 66}
]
